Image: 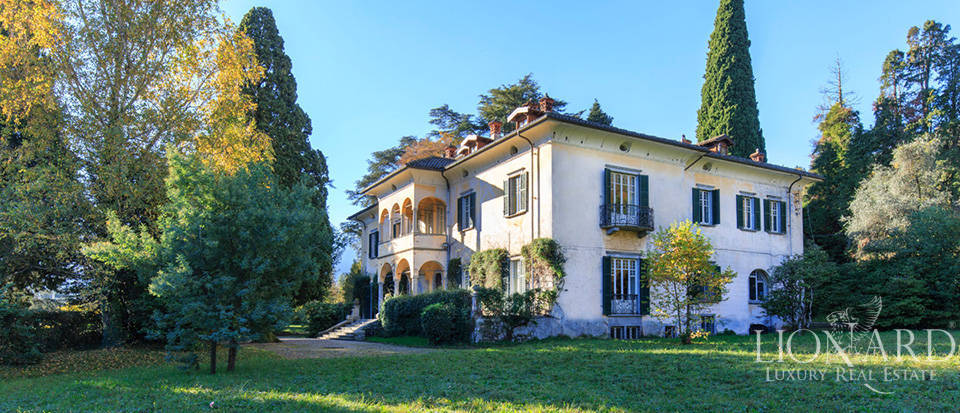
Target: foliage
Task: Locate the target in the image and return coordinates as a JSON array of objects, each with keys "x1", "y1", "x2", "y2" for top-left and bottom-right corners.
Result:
[
  {"x1": 646, "y1": 221, "x2": 735, "y2": 341},
  {"x1": 85, "y1": 150, "x2": 329, "y2": 373},
  {"x1": 419, "y1": 302, "x2": 473, "y2": 345},
  {"x1": 695, "y1": 0, "x2": 765, "y2": 158},
  {"x1": 346, "y1": 136, "x2": 416, "y2": 206},
  {"x1": 520, "y1": 238, "x2": 566, "y2": 304},
  {"x1": 398, "y1": 135, "x2": 455, "y2": 165},
  {"x1": 0, "y1": 285, "x2": 41, "y2": 366},
  {"x1": 466, "y1": 249, "x2": 510, "y2": 290},
  {"x1": 378, "y1": 289, "x2": 471, "y2": 337},
  {"x1": 585, "y1": 99, "x2": 613, "y2": 125},
  {"x1": 477, "y1": 74, "x2": 566, "y2": 134},
  {"x1": 299, "y1": 301, "x2": 351, "y2": 337},
  {"x1": 474, "y1": 287, "x2": 553, "y2": 342},
  {"x1": 447, "y1": 258, "x2": 462, "y2": 289},
  {"x1": 760, "y1": 244, "x2": 836, "y2": 329},
  {"x1": 33, "y1": 308, "x2": 103, "y2": 352},
  {"x1": 804, "y1": 101, "x2": 863, "y2": 262},
  {"x1": 845, "y1": 134, "x2": 957, "y2": 253}
]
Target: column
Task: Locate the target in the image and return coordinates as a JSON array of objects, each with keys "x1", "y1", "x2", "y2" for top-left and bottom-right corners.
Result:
[
  {"x1": 441, "y1": 271, "x2": 447, "y2": 289},
  {"x1": 377, "y1": 282, "x2": 384, "y2": 314},
  {"x1": 411, "y1": 275, "x2": 420, "y2": 295}
]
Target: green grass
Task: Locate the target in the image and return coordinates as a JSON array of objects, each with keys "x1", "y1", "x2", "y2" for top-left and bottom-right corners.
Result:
[
  {"x1": 365, "y1": 335, "x2": 434, "y2": 347},
  {"x1": 2, "y1": 331, "x2": 960, "y2": 411},
  {"x1": 279, "y1": 324, "x2": 310, "y2": 337}
]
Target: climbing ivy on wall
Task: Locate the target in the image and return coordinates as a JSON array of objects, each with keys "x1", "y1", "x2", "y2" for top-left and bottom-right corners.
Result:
[{"x1": 467, "y1": 249, "x2": 509, "y2": 289}]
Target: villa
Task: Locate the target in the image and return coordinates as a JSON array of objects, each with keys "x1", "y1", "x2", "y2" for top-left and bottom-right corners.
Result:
[{"x1": 349, "y1": 97, "x2": 822, "y2": 337}]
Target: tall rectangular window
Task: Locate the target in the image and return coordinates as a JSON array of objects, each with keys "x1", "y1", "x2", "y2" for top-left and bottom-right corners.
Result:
[
  {"x1": 504, "y1": 172, "x2": 528, "y2": 216},
  {"x1": 737, "y1": 195, "x2": 761, "y2": 231},
  {"x1": 509, "y1": 259, "x2": 527, "y2": 294},
  {"x1": 743, "y1": 196, "x2": 755, "y2": 230},
  {"x1": 765, "y1": 199, "x2": 786, "y2": 234},
  {"x1": 458, "y1": 193, "x2": 476, "y2": 230},
  {"x1": 700, "y1": 190, "x2": 713, "y2": 225},
  {"x1": 368, "y1": 231, "x2": 379, "y2": 259}
]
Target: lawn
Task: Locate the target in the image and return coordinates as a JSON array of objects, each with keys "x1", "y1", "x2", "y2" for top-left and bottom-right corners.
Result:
[{"x1": 1, "y1": 331, "x2": 958, "y2": 412}]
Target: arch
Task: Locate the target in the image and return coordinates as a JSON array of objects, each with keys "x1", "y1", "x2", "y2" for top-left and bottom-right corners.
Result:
[
  {"x1": 419, "y1": 261, "x2": 444, "y2": 292},
  {"x1": 395, "y1": 259, "x2": 411, "y2": 295},
  {"x1": 379, "y1": 209, "x2": 390, "y2": 240},
  {"x1": 379, "y1": 263, "x2": 393, "y2": 282},
  {"x1": 402, "y1": 198, "x2": 414, "y2": 236},
  {"x1": 417, "y1": 197, "x2": 447, "y2": 234},
  {"x1": 391, "y1": 203, "x2": 401, "y2": 239},
  {"x1": 749, "y1": 269, "x2": 768, "y2": 302}
]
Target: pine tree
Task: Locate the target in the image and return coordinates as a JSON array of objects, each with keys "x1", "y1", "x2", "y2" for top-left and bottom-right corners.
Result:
[
  {"x1": 586, "y1": 99, "x2": 614, "y2": 125},
  {"x1": 695, "y1": 0, "x2": 765, "y2": 158},
  {"x1": 240, "y1": 7, "x2": 336, "y2": 305}
]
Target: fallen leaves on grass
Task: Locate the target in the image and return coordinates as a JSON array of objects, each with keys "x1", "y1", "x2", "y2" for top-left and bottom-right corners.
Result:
[{"x1": 0, "y1": 347, "x2": 166, "y2": 379}]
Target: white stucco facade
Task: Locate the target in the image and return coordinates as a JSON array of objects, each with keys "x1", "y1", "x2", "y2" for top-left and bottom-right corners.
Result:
[{"x1": 350, "y1": 111, "x2": 820, "y2": 337}]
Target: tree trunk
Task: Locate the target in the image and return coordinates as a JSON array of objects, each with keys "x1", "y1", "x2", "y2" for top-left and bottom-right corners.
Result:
[
  {"x1": 227, "y1": 339, "x2": 237, "y2": 372},
  {"x1": 209, "y1": 340, "x2": 217, "y2": 374}
]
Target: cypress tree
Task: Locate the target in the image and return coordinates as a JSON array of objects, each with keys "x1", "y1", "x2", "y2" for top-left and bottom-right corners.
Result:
[
  {"x1": 696, "y1": 0, "x2": 765, "y2": 158},
  {"x1": 240, "y1": 8, "x2": 335, "y2": 304},
  {"x1": 586, "y1": 99, "x2": 614, "y2": 125}
]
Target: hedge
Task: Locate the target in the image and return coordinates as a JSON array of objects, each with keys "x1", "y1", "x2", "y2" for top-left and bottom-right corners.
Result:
[
  {"x1": 420, "y1": 302, "x2": 473, "y2": 344},
  {"x1": 379, "y1": 289, "x2": 471, "y2": 337},
  {"x1": 299, "y1": 301, "x2": 352, "y2": 336}
]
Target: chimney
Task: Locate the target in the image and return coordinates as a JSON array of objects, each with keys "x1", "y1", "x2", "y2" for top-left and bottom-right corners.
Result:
[
  {"x1": 489, "y1": 121, "x2": 503, "y2": 139},
  {"x1": 681, "y1": 134, "x2": 691, "y2": 144},
  {"x1": 444, "y1": 145, "x2": 457, "y2": 159},
  {"x1": 749, "y1": 148, "x2": 766, "y2": 163},
  {"x1": 539, "y1": 94, "x2": 555, "y2": 113}
]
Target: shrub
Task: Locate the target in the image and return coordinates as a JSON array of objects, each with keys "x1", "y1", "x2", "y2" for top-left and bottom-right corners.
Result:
[
  {"x1": 420, "y1": 302, "x2": 472, "y2": 344},
  {"x1": 379, "y1": 289, "x2": 471, "y2": 337},
  {"x1": 300, "y1": 301, "x2": 352, "y2": 336},
  {"x1": 475, "y1": 287, "x2": 551, "y2": 342},
  {"x1": 0, "y1": 290, "x2": 42, "y2": 366},
  {"x1": 467, "y1": 249, "x2": 509, "y2": 289},
  {"x1": 33, "y1": 309, "x2": 102, "y2": 351}
]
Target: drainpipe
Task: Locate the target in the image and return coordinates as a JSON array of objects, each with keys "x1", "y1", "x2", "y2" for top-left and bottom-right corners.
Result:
[
  {"x1": 516, "y1": 130, "x2": 538, "y2": 241},
  {"x1": 440, "y1": 169, "x2": 452, "y2": 285},
  {"x1": 786, "y1": 174, "x2": 803, "y2": 256},
  {"x1": 684, "y1": 152, "x2": 707, "y2": 171}
]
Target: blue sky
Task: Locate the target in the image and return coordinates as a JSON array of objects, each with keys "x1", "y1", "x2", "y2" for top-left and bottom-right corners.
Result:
[{"x1": 221, "y1": 1, "x2": 960, "y2": 276}]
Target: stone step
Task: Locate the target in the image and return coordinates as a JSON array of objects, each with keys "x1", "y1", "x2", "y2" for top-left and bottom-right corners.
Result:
[{"x1": 317, "y1": 318, "x2": 378, "y2": 341}]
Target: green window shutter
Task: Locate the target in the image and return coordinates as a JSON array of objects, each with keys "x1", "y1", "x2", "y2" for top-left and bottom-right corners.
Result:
[
  {"x1": 519, "y1": 172, "x2": 528, "y2": 212},
  {"x1": 604, "y1": 168, "x2": 612, "y2": 206},
  {"x1": 752, "y1": 198, "x2": 761, "y2": 231},
  {"x1": 457, "y1": 197, "x2": 464, "y2": 229},
  {"x1": 638, "y1": 175, "x2": 649, "y2": 209},
  {"x1": 602, "y1": 256, "x2": 612, "y2": 315},
  {"x1": 639, "y1": 258, "x2": 650, "y2": 315},
  {"x1": 692, "y1": 188, "x2": 702, "y2": 223},
  {"x1": 763, "y1": 199, "x2": 771, "y2": 233},
  {"x1": 778, "y1": 201, "x2": 787, "y2": 234},
  {"x1": 503, "y1": 179, "x2": 509, "y2": 216},
  {"x1": 736, "y1": 195, "x2": 744, "y2": 229},
  {"x1": 711, "y1": 189, "x2": 720, "y2": 225},
  {"x1": 469, "y1": 193, "x2": 477, "y2": 229}
]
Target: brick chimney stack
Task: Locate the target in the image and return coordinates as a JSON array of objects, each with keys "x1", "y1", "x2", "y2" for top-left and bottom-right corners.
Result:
[
  {"x1": 444, "y1": 145, "x2": 457, "y2": 159},
  {"x1": 489, "y1": 121, "x2": 503, "y2": 139},
  {"x1": 681, "y1": 134, "x2": 691, "y2": 144},
  {"x1": 539, "y1": 94, "x2": 555, "y2": 113},
  {"x1": 749, "y1": 148, "x2": 766, "y2": 163}
]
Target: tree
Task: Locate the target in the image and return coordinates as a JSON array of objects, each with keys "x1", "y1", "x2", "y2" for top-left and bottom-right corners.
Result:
[
  {"x1": 760, "y1": 244, "x2": 836, "y2": 330},
  {"x1": 845, "y1": 135, "x2": 956, "y2": 254},
  {"x1": 240, "y1": 7, "x2": 336, "y2": 305},
  {"x1": 586, "y1": 99, "x2": 613, "y2": 125},
  {"x1": 427, "y1": 104, "x2": 485, "y2": 141},
  {"x1": 695, "y1": 0, "x2": 765, "y2": 158},
  {"x1": 805, "y1": 101, "x2": 862, "y2": 262},
  {"x1": 85, "y1": 150, "x2": 328, "y2": 373},
  {"x1": 477, "y1": 74, "x2": 566, "y2": 133},
  {"x1": 646, "y1": 221, "x2": 735, "y2": 343}
]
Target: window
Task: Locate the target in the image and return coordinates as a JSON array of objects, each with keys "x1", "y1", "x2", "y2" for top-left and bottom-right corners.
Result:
[
  {"x1": 508, "y1": 259, "x2": 527, "y2": 294},
  {"x1": 764, "y1": 199, "x2": 786, "y2": 234},
  {"x1": 692, "y1": 188, "x2": 719, "y2": 226},
  {"x1": 610, "y1": 172, "x2": 638, "y2": 208},
  {"x1": 391, "y1": 204, "x2": 401, "y2": 238},
  {"x1": 457, "y1": 193, "x2": 476, "y2": 230},
  {"x1": 503, "y1": 172, "x2": 528, "y2": 216},
  {"x1": 749, "y1": 270, "x2": 767, "y2": 302},
  {"x1": 700, "y1": 315, "x2": 716, "y2": 334},
  {"x1": 602, "y1": 256, "x2": 649, "y2": 315},
  {"x1": 602, "y1": 169, "x2": 650, "y2": 229},
  {"x1": 610, "y1": 326, "x2": 643, "y2": 339},
  {"x1": 368, "y1": 231, "x2": 379, "y2": 259},
  {"x1": 417, "y1": 198, "x2": 446, "y2": 234},
  {"x1": 737, "y1": 195, "x2": 761, "y2": 231}
]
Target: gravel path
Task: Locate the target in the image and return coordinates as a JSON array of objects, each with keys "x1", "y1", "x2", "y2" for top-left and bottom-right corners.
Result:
[{"x1": 245, "y1": 337, "x2": 435, "y2": 359}]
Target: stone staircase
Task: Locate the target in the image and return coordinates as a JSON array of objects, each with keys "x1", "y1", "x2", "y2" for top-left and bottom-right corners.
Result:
[{"x1": 317, "y1": 318, "x2": 379, "y2": 341}]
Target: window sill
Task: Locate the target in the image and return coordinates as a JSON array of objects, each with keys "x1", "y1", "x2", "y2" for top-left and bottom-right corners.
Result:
[
  {"x1": 765, "y1": 231, "x2": 786, "y2": 235},
  {"x1": 696, "y1": 222, "x2": 716, "y2": 227},
  {"x1": 606, "y1": 313, "x2": 649, "y2": 317},
  {"x1": 738, "y1": 227, "x2": 759, "y2": 232},
  {"x1": 504, "y1": 210, "x2": 528, "y2": 219},
  {"x1": 748, "y1": 300, "x2": 765, "y2": 305}
]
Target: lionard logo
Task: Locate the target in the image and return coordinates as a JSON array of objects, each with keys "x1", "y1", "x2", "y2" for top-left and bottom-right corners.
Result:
[{"x1": 756, "y1": 297, "x2": 951, "y2": 395}]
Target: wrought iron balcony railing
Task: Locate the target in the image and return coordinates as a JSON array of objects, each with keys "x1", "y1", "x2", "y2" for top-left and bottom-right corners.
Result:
[
  {"x1": 611, "y1": 294, "x2": 639, "y2": 315},
  {"x1": 599, "y1": 204, "x2": 654, "y2": 233}
]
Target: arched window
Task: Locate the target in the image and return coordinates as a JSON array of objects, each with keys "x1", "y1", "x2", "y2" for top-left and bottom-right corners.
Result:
[
  {"x1": 401, "y1": 199, "x2": 414, "y2": 236},
  {"x1": 417, "y1": 198, "x2": 446, "y2": 234},
  {"x1": 749, "y1": 270, "x2": 768, "y2": 302},
  {"x1": 379, "y1": 209, "x2": 390, "y2": 241},
  {"x1": 391, "y1": 204, "x2": 401, "y2": 239}
]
